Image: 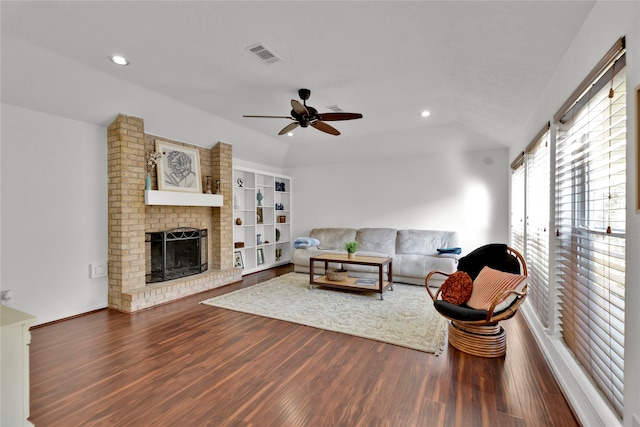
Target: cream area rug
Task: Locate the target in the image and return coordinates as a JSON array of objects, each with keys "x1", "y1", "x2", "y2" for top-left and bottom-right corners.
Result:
[{"x1": 200, "y1": 272, "x2": 447, "y2": 354}]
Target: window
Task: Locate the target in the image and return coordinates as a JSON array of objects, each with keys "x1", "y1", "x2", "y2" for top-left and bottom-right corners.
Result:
[
  {"x1": 526, "y1": 127, "x2": 550, "y2": 327},
  {"x1": 554, "y1": 39, "x2": 626, "y2": 417},
  {"x1": 510, "y1": 154, "x2": 525, "y2": 254}
]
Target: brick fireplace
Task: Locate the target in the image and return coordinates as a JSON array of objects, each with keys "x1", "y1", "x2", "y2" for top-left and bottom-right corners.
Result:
[{"x1": 107, "y1": 114, "x2": 241, "y2": 313}]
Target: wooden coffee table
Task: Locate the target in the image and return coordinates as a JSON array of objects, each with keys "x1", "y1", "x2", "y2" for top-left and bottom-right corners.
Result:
[{"x1": 309, "y1": 253, "x2": 393, "y2": 300}]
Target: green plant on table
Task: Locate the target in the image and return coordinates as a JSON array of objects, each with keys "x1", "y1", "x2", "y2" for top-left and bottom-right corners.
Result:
[{"x1": 344, "y1": 241, "x2": 359, "y2": 254}]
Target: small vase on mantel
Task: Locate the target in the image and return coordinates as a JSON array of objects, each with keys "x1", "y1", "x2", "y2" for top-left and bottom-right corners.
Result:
[{"x1": 145, "y1": 172, "x2": 152, "y2": 190}]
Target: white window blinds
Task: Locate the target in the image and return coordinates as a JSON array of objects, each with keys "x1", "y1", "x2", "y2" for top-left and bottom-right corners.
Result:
[
  {"x1": 526, "y1": 127, "x2": 550, "y2": 327},
  {"x1": 554, "y1": 40, "x2": 626, "y2": 417},
  {"x1": 510, "y1": 155, "x2": 525, "y2": 254}
]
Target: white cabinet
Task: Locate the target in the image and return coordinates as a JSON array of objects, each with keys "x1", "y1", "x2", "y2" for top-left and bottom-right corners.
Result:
[
  {"x1": 1, "y1": 306, "x2": 36, "y2": 427},
  {"x1": 233, "y1": 167, "x2": 292, "y2": 274}
]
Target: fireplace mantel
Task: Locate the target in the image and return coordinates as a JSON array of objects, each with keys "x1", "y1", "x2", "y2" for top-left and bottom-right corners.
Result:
[{"x1": 144, "y1": 190, "x2": 223, "y2": 207}]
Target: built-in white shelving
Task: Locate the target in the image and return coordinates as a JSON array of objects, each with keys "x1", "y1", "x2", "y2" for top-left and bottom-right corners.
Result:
[
  {"x1": 144, "y1": 190, "x2": 223, "y2": 207},
  {"x1": 233, "y1": 167, "x2": 291, "y2": 274}
]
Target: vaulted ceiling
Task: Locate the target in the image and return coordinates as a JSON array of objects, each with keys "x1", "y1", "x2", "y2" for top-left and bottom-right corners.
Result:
[{"x1": 1, "y1": 1, "x2": 595, "y2": 167}]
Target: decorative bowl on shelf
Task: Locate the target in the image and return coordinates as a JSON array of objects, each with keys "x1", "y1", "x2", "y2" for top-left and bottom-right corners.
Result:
[{"x1": 326, "y1": 269, "x2": 348, "y2": 281}]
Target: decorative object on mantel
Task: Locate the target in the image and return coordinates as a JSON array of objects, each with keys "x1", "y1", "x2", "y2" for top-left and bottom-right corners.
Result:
[
  {"x1": 155, "y1": 139, "x2": 202, "y2": 193},
  {"x1": 145, "y1": 151, "x2": 162, "y2": 190},
  {"x1": 257, "y1": 189, "x2": 263, "y2": 206},
  {"x1": 345, "y1": 241, "x2": 359, "y2": 259},
  {"x1": 205, "y1": 176, "x2": 212, "y2": 194},
  {"x1": 215, "y1": 179, "x2": 221, "y2": 194}
]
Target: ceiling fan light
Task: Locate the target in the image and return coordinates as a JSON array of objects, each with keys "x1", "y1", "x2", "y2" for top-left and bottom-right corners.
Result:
[
  {"x1": 109, "y1": 55, "x2": 129, "y2": 66},
  {"x1": 287, "y1": 132, "x2": 294, "y2": 137}
]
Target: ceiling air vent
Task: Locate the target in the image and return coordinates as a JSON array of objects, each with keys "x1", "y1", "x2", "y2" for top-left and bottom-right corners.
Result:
[
  {"x1": 245, "y1": 43, "x2": 281, "y2": 65},
  {"x1": 326, "y1": 105, "x2": 344, "y2": 112}
]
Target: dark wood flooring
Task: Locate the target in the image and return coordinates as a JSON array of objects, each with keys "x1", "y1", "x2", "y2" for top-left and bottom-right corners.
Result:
[{"x1": 29, "y1": 265, "x2": 579, "y2": 426}]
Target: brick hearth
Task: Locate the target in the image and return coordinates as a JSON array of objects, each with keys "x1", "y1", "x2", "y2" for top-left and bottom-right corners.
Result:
[{"x1": 107, "y1": 114, "x2": 241, "y2": 313}]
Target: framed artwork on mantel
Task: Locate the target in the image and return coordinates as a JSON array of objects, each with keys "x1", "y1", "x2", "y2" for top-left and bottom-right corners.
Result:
[{"x1": 155, "y1": 139, "x2": 202, "y2": 193}]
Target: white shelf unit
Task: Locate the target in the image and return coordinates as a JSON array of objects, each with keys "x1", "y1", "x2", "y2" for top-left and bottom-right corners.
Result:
[{"x1": 233, "y1": 167, "x2": 291, "y2": 274}]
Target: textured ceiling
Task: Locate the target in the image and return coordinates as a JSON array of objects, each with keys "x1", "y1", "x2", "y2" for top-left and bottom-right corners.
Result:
[{"x1": 1, "y1": 1, "x2": 595, "y2": 167}]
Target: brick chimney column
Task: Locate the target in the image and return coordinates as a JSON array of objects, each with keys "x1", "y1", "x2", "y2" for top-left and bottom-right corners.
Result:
[{"x1": 107, "y1": 114, "x2": 146, "y2": 312}]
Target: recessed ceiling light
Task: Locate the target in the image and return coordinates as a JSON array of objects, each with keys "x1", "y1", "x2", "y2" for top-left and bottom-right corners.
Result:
[
  {"x1": 109, "y1": 55, "x2": 129, "y2": 66},
  {"x1": 421, "y1": 110, "x2": 431, "y2": 117},
  {"x1": 287, "y1": 132, "x2": 294, "y2": 137}
]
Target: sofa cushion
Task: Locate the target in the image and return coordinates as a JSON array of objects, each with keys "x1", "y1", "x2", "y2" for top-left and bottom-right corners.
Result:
[
  {"x1": 393, "y1": 254, "x2": 457, "y2": 279},
  {"x1": 396, "y1": 229, "x2": 459, "y2": 256},
  {"x1": 342, "y1": 251, "x2": 390, "y2": 273},
  {"x1": 310, "y1": 228, "x2": 357, "y2": 250},
  {"x1": 293, "y1": 237, "x2": 320, "y2": 248},
  {"x1": 291, "y1": 247, "x2": 344, "y2": 270},
  {"x1": 355, "y1": 228, "x2": 397, "y2": 256}
]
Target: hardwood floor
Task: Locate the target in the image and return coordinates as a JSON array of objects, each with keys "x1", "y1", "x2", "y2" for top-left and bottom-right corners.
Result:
[{"x1": 29, "y1": 266, "x2": 579, "y2": 426}]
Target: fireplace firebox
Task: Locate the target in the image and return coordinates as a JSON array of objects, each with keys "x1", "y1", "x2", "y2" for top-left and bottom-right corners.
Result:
[{"x1": 145, "y1": 228, "x2": 208, "y2": 284}]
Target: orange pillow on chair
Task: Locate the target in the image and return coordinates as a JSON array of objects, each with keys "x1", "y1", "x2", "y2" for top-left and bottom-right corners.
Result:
[
  {"x1": 466, "y1": 266, "x2": 528, "y2": 311},
  {"x1": 439, "y1": 271, "x2": 473, "y2": 305}
]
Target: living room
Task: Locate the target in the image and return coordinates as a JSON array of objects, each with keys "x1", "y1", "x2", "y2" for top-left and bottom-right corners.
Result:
[{"x1": 1, "y1": 1, "x2": 639, "y2": 426}]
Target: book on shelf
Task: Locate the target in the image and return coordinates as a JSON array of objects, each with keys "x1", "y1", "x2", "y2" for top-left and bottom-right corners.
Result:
[{"x1": 356, "y1": 278, "x2": 377, "y2": 286}]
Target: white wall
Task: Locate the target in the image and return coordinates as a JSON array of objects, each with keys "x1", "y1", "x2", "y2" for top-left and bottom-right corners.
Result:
[
  {"x1": 290, "y1": 148, "x2": 509, "y2": 254},
  {"x1": 1, "y1": 104, "x2": 108, "y2": 325},
  {"x1": 511, "y1": 2, "x2": 640, "y2": 426}
]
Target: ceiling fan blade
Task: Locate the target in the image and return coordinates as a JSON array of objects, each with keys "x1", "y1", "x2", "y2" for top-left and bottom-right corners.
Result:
[
  {"x1": 243, "y1": 115, "x2": 294, "y2": 119},
  {"x1": 311, "y1": 121, "x2": 340, "y2": 136},
  {"x1": 278, "y1": 122, "x2": 299, "y2": 135},
  {"x1": 316, "y1": 112, "x2": 363, "y2": 121},
  {"x1": 291, "y1": 99, "x2": 308, "y2": 116}
]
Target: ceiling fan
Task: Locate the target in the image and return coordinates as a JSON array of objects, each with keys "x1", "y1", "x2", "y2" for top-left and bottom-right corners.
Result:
[{"x1": 243, "y1": 88, "x2": 363, "y2": 136}]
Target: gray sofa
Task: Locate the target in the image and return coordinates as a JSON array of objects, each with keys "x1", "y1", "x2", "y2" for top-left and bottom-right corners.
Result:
[{"x1": 292, "y1": 227, "x2": 460, "y2": 286}]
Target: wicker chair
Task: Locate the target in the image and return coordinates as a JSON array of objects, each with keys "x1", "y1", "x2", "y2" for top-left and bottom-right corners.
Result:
[{"x1": 426, "y1": 244, "x2": 528, "y2": 357}]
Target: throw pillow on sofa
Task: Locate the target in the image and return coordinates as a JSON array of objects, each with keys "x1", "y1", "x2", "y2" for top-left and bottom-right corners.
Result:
[
  {"x1": 466, "y1": 266, "x2": 528, "y2": 312},
  {"x1": 439, "y1": 271, "x2": 473, "y2": 305},
  {"x1": 294, "y1": 237, "x2": 320, "y2": 248}
]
